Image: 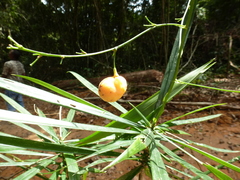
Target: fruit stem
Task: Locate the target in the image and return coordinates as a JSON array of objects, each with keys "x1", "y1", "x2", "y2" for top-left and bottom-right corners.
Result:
[
  {"x1": 112, "y1": 49, "x2": 119, "y2": 77},
  {"x1": 113, "y1": 67, "x2": 119, "y2": 77}
]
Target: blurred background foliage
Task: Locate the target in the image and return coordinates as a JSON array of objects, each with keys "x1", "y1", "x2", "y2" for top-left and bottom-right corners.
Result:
[{"x1": 0, "y1": 0, "x2": 240, "y2": 82}]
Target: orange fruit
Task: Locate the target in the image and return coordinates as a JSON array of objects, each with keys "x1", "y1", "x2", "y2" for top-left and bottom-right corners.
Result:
[{"x1": 98, "y1": 74, "x2": 127, "y2": 102}]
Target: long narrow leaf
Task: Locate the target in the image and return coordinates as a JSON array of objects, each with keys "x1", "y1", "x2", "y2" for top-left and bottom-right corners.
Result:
[
  {"x1": 163, "y1": 102, "x2": 224, "y2": 125},
  {"x1": 61, "y1": 109, "x2": 76, "y2": 139},
  {"x1": 204, "y1": 164, "x2": 233, "y2": 180},
  {"x1": 0, "y1": 78, "x2": 141, "y2": 128},
  {"x1": 0, "y1": 135, "x2": 121, "y2": 157},
  {"x1": 102, "y1": 129, "x2": 153, "y2": 171},
  {"x1": 190, "y1": 156, "x2": 240, "y2": 180},
  {"x1": 64, "y1": 153, "x2": 81, "y2": 180},
  {"x1": 14, "y1": 158, "x2": 56, "y2": 180},
  {"x1": 0, "y1": 92, "x2": 29, "y2": 113},
  {"x1": 16, "y1": 75, "x2": 102, "y2": 110},
  {"x1": 0, "y1": 162, "x2": 36, "y2": 167},
  {"x1": 169, "y1": 58, "x2": 215, "y2": 102},
  {"x1": 0, "y1": 110, "x2": 139, "y2": 134},
  {"x1": 117, "y1": 165, "x2": 143, "y2": 180},
  {"x1": 166, "y1": 165, "x2": 194, "y2": 179},
  {"x1": 163, "y1": 114, "x2": 221, "y2": 127},
  {"x1": 77, "y1": 140, "x2": 134, "y2": 163},
  {"x1": 168, "y1": 137, "x2": 240, "y2": 173},
  {"x1": 0, "y1": 93, "x2": 57, "y2": 143},
  {"x1": 149, "y1": 142, "x2": 170, "y2": 180},
  {"x1": 0, "y1": 144, "x2": 54, "y2": 156},
  {"x1": 189, "y1": 141, "x2": 240, "y2": 153},
  {"x1": 35, "y1": 107, "x2": 59, "y2": 142},
  {"x1": 154, "y1": 0, "x2": 197, "y2": 119},
  {"x1": 157, "y1": 142, "x2": 213, "y2": 180}
]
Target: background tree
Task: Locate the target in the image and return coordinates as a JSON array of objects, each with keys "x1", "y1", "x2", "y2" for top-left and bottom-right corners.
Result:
[{"x1": 1, "y1": 0, "x2": 240, "y2": 82}]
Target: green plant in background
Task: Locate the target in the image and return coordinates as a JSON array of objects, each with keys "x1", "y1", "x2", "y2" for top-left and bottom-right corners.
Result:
[{"x1": 0, "y1": 0, "x2": 240, "y2": 179}]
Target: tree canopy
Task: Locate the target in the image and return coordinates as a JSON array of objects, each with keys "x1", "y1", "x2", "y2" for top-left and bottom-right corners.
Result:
[{"x1": 1, "y1": 0, "x2": 240, "y2": 82}]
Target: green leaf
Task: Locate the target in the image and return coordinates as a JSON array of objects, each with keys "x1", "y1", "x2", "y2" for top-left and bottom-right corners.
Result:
[
  {"x1": 157, "y1": 142, "x2": 213, "y2": 180},
  {"x1": 65, "y1": 109, "x2": 76, "y2": 123},
  {"x1": 156, "y1": 126, "x2": 190, "y2": 135},
  {"x1": 129, "y1": 102, "x2": 151, "y2": 127},
  {"x1": 16, "y1": 75, "x2": 102, "y2": 110},
  {"x1": 14, "y1": 158, "x2": 56, "y2": 180},
  {"x1": 77, "y1": 140, "x2": 133, "y2": 163},
  {"x1": 85, "y1": 158, "x2": 115, "y2": 169},
  {"x1": 0, "y1": 78, "x2": 141, "y2": 128},
  {"x1": 166, "y1": 165, "x2": 194, "y2": 179},
  {"x1": 164, "y1": 114, "x2": 221, "y2": 127},
  {"x1": 154, "y1": 0, "x2": 198, "y2": 119},
  {"x1": 169, "y1": 137, "x2": 240, "y2": 173},
  {"x1": 0, "y1": 144, "x2": 54, "y2": 156},
  {"x1": 178, "y1": 80, "x2": 240, "y2": 93},
  {"x1": 204, "y1": 164, "x2": 233, "y2": 180},
  {"x1": 49, "y1": 171, "x2": 58, "y2": 180},
  {"x1": 189, "y1": 141, "x2": 240, "y2": 153},
  {"x1": 168, "y1": 58, "x2": 215, "y2": 102},
  {"x1": 117, "y1": 165, "x2": 143, "y2": 180},
  {"x1": 0, "y1": 93, "x2": 57, "y2": 143},
  {"x1": 163, "y1": 102, "x2": 223, "y2": 125},
  {"x1": 0, "y1": 92, "x2": 29, "y2": 113},
  {"x1": 190, "y1": 156, "x2": 240, "y2": 180},
  {"x1": 64, "y1": 153, "x2": 81, "y2": 180},
  {"x1": 102, "y1": 129, "x2": 152, "y2": 171},
  {"x1": 149, "y1": 142, "x2": 170, "y2": 180},
  {"x1": 61, "y1": 109, "x2": 76, "y2": 139},
  {"x1": 0, "y1": 135, "x2": 120, "y2": 156},
  {"x1": 0, "y1": 110, "x2": 139, "y2": 134},
  {"x1": 0, "y1": 162, "x2": 35, "y2": 167},
  {"x1": 35, "y1": 107, "x2": 59, "y2": 142}
]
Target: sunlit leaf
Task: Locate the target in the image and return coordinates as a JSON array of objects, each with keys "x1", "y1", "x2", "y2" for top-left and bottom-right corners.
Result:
[
  {"x1": 189, "y1": 141, "x2": 240, "y2": 153},
  {"x1": 16, "y1": 75, "x2": 102, "y2": 110},
  {"x1": 14, "y1": 158, "x2": 56, "y2": 180},
  {"x1": 0, "y1": 135, "x2": 119, "y2": 156},
  {"x1": 163, "y1": 114, "x2": 221, "y2": 127},
  {"x1": 0, "y1": 144, "x2": 54, "y2": 157},
  {"x1": 149, "y1": 142, "x2": 170, "y2": 180},
  {"x1": 102, "y1": 129, "x2": 152, "y2": 171},
  {"x1": 204, "y1": 164, "x2": 233, "y2": 180},
  {"x1": 0, "y1": 109, "x2": 139, "y2": 134},
  {"x1": 153, "y1": 0, "x2": 198, "y2": 119},
  {"x1": 169, "y1": 137, "x2": 240, "y2": 173},
  {"x1": 0, "y1": 78, "x2": 140, "y2": 128},
  {"x1": 64, "y1": 153, "x2": 81, "y2": 180},
  {"x1": 157, "y1": 142, "x2": 213, "y2": 180}
]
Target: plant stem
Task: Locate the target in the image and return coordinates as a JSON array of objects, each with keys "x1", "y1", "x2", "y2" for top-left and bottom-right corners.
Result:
[{"x1": 7, "y1": 23, "x2": 183, "y2": 66}]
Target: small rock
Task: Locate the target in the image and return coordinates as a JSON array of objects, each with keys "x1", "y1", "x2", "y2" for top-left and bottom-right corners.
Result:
[{"x1": 219, "y1": 139, "x2": 224, "y2": 144}]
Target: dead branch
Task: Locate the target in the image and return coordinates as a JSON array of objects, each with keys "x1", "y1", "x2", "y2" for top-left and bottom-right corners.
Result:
[
  {"x1": 52, "y1": 69, "x2": 163, "y2": 89},
  {"x1": 84, "y1": 97, "x2": 240, "y2": 110},
  {"x1": 229, "y1": 61, "x2": 240, "y2": 71}
]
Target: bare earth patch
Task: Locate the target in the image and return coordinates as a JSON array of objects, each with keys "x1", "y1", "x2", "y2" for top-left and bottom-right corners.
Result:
[{"x1": 0, "y1": 74, "x2": 240, "y2": 179}]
